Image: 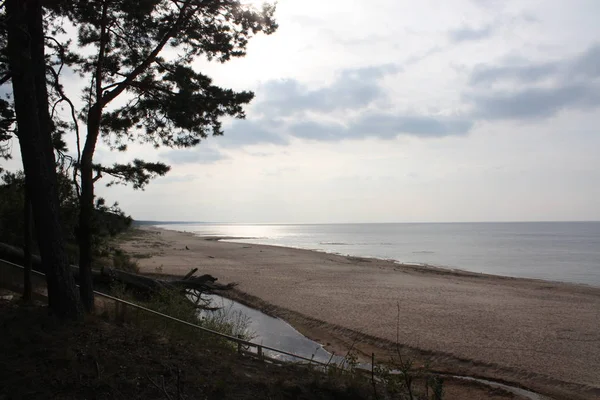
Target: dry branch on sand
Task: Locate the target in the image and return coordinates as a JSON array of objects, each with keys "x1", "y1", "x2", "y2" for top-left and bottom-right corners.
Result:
[{"x1": 0, "y1": 242, "x2": 235, "y2": 309}]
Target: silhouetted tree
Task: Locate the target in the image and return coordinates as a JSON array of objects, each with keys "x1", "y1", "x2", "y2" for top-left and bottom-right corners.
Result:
[
  {"x1": 47, "y1": 0, "x2": 278, "y2": 311},
  {"x1": 4, "y1": 0, "x2": 82, "y2": 319}
]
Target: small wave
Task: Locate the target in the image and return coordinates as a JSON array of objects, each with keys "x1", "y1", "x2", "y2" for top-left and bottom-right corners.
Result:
[
  {"x1": 319, "y1": 242, "x2": 350, "y2": 245},
  {"x1": 354, "y1": 242, "x2": 395, "y2": 246},
  {"x1": 203, "y1": 236, "x2": 263, "y2": 241},
  {"x1": 412, "y1": 250, "x2": 435, "y2": 254}
]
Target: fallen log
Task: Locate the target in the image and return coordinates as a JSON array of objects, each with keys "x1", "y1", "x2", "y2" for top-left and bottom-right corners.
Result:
[
  {"x1": 0, "y1": 242, "x2": 236, "y2": 300},
  {"x1": 183, "y1": 268, "x2": 199, "y2": 280}
]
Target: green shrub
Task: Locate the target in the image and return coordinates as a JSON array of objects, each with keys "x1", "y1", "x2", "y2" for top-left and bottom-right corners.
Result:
[
  {"x1": 200, "y1": 302, "x2": 255, "y2": 341},
  {"x1": 112, "y1": 249, "x2": 140, "y2": 273},
  {"x1": 107, "y1": 286, "x2": 253, "y2": 349},
  {"x1": 145, "y1": 288, "x2": 199, "y2": 324}
]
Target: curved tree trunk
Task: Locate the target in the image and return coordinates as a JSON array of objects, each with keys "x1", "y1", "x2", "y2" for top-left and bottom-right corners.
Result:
[
  {"x1": 6, "y1": 0, "x2": 82, "y2": 319},
  {"x1": 76, "y1": 0, "x2": 110, "y2": 314},
  {"x1": 78, "y1": 160, "x2": 95, "y2": 312},
  {"x1": 77, "y1": 111, "x2": 99, "y2": 313}
]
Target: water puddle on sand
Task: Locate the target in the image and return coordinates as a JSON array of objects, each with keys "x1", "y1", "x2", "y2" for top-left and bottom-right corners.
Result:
[
  {"x1": 203, "y1": 294, "x2": 346, "y2": 365},
  {"x1": 203, "y1": 295, "x2": 549, "y2": 400}
]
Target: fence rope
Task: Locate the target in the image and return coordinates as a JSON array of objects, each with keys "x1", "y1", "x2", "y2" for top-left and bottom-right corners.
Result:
[{"x1": 0, "y1": 258, "x2": 331, "y2": 367}]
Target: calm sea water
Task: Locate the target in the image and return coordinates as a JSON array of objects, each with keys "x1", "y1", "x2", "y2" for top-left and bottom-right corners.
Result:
[{"x1": 152, "y1": 222, "x2": 600, "y2": 286}]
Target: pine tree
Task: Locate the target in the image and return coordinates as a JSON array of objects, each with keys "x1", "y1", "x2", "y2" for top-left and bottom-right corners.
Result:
[
  {"x1": 4, "y1": 0, "x2": 82, "y2": 319},
  {"x1": 47, "y1": 0, "x2": 277, "y2": 311}
]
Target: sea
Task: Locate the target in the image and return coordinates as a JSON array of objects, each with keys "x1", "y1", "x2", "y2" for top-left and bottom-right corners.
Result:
[{"x1": 150, "y1": 222, "x2": 600, "y2": 287}]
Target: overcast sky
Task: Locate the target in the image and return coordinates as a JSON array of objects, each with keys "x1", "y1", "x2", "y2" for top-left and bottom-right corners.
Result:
[{"x1": 6, "y1": 0, "x2": 600, "y2": 223}]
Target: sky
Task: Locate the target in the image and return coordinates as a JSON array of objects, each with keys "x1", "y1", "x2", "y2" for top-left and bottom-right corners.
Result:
[{"x1": 4, "y1": 0, "x2": 600, "y2": 223}]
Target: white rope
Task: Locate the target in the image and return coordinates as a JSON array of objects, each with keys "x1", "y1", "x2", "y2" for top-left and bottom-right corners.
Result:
[{"x1": 0, "y1": 258, "x2": 330, "y2": 366}]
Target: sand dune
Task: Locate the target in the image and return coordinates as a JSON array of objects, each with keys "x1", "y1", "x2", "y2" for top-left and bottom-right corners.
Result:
[{"x1": 120, "y1": 226, "x2": 600, "y2": 400}]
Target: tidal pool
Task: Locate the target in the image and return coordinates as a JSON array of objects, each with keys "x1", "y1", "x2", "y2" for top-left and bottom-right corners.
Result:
[
  {"x1": 203, "y1": 295, "x2": 549, "y2": 400},
  {"x1": 203, "y1": 294, "x2": 345, "y2": 365}
]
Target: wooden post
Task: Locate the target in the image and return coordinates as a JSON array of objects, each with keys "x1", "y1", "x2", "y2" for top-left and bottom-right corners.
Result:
[
  {"x1": 371, "y1": 352, "x2": 375, "y2": 382},
  {"x1": 371, "y1": 352, "x2": 378, "y2": 399},
  {"x1": 257, "y1": 345, "x2": 263, "y2": 360},
  {"x1": 237, "y1": 335, "x2": 242, "y2": 355}
]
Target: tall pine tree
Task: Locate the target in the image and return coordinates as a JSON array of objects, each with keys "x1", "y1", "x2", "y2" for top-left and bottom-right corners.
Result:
[
  {"x1": 48, "y1": 0, "x2": 277, "y2": 311},
  {"x1": 4, "y1": 0, "x2": 82, "y2": 319}
]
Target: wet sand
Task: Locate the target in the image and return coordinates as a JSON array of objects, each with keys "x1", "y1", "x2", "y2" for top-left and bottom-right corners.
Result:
[{"x1": 120, "y1": 226, "x2": 600, "y2": 400}]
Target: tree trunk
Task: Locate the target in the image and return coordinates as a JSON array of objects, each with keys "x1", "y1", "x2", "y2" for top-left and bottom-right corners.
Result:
[
  {"x1": 6, "y1": 0, "x2": 82, "y2": 319},
  {"x1": 24, "y1": 0, "x2": 48, "y2": 306},
  {"x1": 23, "y1": 190, "x2": 32, "y2": 303},
  {"x1": 77, "y1": 0, "x2": 109, "y2": 313},
  {"x1": 78, "y1": 159, "x2": 95, "y2": 312},
  {"x1": 77, "y1": 110, "x2": 100, "y2": 313}
]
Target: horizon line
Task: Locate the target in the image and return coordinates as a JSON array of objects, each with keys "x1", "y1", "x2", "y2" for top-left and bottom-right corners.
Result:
[{"x1": 134, "y1": 219, "x2": 600, "y2": 225}]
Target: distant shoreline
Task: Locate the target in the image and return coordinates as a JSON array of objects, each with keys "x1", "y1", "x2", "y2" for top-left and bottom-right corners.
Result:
[
  {"x1": 135, "y1": 220, "x2": 600, "y2": 224},
  {"x1": 119, "y1": 225, "x2": 600, "y2": 400},
  {"x1": 145, "y1": 221, "x2": 600, "y2": 288},
  {"x1": 206, "y1": 234, "x2": 587, "y2": 287}
]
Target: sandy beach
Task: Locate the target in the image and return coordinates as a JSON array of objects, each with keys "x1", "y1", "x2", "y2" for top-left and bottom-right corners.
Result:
[{"x1": 120, "y1": 226, "x2": 600, "y2": 400}]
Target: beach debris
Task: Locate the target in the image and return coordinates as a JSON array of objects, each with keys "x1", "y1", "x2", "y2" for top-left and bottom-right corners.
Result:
[
  {"x1": 183, "y1": 268, "x2": 198, "y2": 280},
  {"x1": 0, "y1": 242, "x2": 236, "y2": 311}
]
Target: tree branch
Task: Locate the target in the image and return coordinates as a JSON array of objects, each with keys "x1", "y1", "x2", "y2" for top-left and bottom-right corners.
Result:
[
  {"x1": 146, "y1": 374, "x2": 173, "y2": 400},
  {"x1": 101, "y1": 79, "x2": 127, "y2": 92},
  {"x1": 99, "y1": 0, "x2": 194, "y2": 107},
  {"x1": 44, "y1": 35, "x2": 66, "y2": 77},
  {"x1": 92, "y1": 170, "x2": 102, "y2": 183},
  {"x1": 95, "y1": 0, "x2": 110, "y2": 108},
  {"x1": 47, "y1": 65, "x2": 82, "y2": 198},
  {"x1": 0, "y1": 73, "x2": 11, "y2": 86},
  {"x1": 106, "y1": 24, "x2": 139, "y2": 60}
]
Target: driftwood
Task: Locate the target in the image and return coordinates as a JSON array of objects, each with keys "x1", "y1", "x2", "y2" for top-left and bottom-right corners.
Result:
[
  {"x1": 0, "y1": 242, "x2": 236, "y2": 304},
  {"x1": 183, "y1": 268, "x2": 198, "y2": 280}
]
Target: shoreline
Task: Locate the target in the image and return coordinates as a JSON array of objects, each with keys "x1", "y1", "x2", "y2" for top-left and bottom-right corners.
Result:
[
  {"x1": 171, "y1": 229, "x2": 600, "y2": 289},
  {"x1": 196, "y1": 233, "x2": 600, "y2": 295},
  {"x1": 221, "y1": 238, "x2": 583, "y2": 287},
  {"x1": 120, "y1": 226, "x2": 600, "y2": 400}
]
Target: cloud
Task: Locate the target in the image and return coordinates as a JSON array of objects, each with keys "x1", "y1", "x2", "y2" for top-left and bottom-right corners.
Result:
[
  {"x1": 217, "y1": 119, "x2": 288, "y2": 147},
  {"x1": 288, "y1": 120, "x2": 345, "y2": 141},
  {"x1": 224, "y1": 63, "x2": 476, "y2": 144},
  {"x1": 449, "y1": 25, "x2": 494, "y2": 42},
  {"x1": 570, "y1": 44, "x2": 600, "y2": 79},
  {"x1": 470, "y1": 84, "x2": 600, "y2": 120},
  {"x1": 255, "y1": 64, "x2": 401, "y2": 116},
  {"x1": 160, "y1": 147, "x2": 226, "y2": 165},
  {"x1": 469, "y1": 63, "x2": 558, "y2": 85},
  {"x1": 466, "y1": 43, "x2": 600, "y2": 120},
  {"x1": 470, "y1": 44, "x2": 600, "y2": 86},
  {"x1": 289, "y1": 113, "x2": 473, "y2": 141},
  {"x1": 354, "y1": 114, "x2": 473, "y2": 137}
]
